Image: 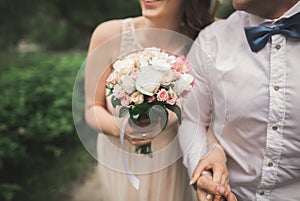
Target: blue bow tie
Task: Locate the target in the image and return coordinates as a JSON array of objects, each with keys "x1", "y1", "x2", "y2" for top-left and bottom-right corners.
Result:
[{"x1": 244, "y1": 12, "x2": 300, "y2": 52}]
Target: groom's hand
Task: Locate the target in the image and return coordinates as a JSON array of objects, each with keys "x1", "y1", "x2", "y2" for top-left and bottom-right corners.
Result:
[
  {"x1": 190, "y1": 141, "x2": 230, "y2": 201},
  {"x1": 195, "y1": 174, "x2": 237, "y2": 201},
  {"x1": 195, "y1": 174, "x2": 223, "y2": 201}
]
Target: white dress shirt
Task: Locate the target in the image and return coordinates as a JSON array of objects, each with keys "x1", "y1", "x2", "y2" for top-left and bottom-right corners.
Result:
[{"x1": 179, "y1": 2, "x2": 300, "y2": 201}]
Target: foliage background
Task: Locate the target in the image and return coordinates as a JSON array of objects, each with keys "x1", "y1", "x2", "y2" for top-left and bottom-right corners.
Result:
[{"x1": 0, "y1": 0, "x2": 233, "y2": 200}]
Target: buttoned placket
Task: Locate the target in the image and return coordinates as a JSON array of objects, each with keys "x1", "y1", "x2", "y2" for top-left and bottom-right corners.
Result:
[{"x1": 256, "y1": 34, "x2": 287, "y2": 201}]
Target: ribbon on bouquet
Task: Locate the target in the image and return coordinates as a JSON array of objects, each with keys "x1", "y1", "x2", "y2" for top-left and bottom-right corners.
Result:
[{"x1": 120, "y1": 118, "x2": 140, "y2": 190}]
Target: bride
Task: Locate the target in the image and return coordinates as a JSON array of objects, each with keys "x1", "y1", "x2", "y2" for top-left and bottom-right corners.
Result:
[{"x1": 84, "y1": 0, "x2": 220, "y2": 200}]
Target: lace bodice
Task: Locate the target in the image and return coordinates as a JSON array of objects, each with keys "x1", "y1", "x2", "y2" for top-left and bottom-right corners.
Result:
[{"x1": 119, "y1": 18, "x2": 143, "y2": 55}]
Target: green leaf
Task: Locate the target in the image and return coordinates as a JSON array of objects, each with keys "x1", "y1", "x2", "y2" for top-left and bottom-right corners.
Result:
[
  {"x1": 106, "y1": 90, "x2": 113, "y2": 97},
  {"x1": 119, "y1": 107, "x2": 129, "y2": 118},
  {"x1": 166, "y1": 104, "x2": 182, "y2": 124},
  {"x1": 132, "y1": 114, "x2": 140, "y2": 120},
  {"x1": 129, "y1": 103, "x2": 149, "y2": 117},
  {"x1": 111, "y1": 95, "x2": 121, "y2": 108},
  {"x1": 134, "y1": 103, "x2": 149, "y2": 112}
]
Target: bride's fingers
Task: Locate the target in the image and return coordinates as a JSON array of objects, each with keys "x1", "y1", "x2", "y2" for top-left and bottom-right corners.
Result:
[
  {"x1": 128, "y1": 138, "x2": 153, "y2": 146},
  {"x1": 190, "y1": 160, "x2": 212, "y2": 185}
]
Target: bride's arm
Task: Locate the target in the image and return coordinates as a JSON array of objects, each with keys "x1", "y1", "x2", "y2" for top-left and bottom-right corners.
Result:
[
  {"x1": 84, "y1": 20, "x2": 156, "y2": 146},
  {"x1": 85, "y1": 20, "x2": 122, "y2": 137}
]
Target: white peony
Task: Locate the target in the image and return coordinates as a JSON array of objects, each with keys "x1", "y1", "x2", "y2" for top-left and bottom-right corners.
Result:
[
  {"x1": 136, "y1": 67, "x2": 163, "y2": 96},
  {"x1": 150, "y1": 57, "x2": 172, "y2": 71},
  {"x1": 175, "y1": 74, "x2": 194, "y2": 95}
]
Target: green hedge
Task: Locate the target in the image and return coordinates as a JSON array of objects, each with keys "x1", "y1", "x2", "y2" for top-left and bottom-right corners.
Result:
[{"x1": 0, "y1": 51, "x2": 86, "y2": 200}]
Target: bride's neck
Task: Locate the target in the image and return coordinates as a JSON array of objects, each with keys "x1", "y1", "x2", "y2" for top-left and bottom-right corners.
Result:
[{"x1": 136, "y1": 16, "x2": 183, "y2": 33}]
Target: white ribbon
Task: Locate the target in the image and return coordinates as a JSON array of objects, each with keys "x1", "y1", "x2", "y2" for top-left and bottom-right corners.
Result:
[{"x1": 120, "y1": 118, "x2": 140, "y2": 190}]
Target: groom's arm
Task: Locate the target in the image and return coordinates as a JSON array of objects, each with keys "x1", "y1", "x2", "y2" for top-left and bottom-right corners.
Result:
[{"x1": 178, "y1": 39, "x2": 213, "y2": 178}]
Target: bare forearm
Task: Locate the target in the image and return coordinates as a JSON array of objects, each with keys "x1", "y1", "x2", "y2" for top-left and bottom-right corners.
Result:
[{"x1": 85, "y1": 106, "x2": 120, "y2": 137}]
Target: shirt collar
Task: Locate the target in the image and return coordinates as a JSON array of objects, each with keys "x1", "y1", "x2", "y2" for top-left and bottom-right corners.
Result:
[{"x1": 248, "y1": 1, "x2": 300, "y2": 26}]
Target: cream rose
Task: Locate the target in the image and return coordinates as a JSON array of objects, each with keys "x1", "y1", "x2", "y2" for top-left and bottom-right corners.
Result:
[
  {"x1": 113, "y1": 59, "x2": 134, "y2": 70},
  {"x1": 131, "y1": 92, "x2": 144, "y2": 105},
  {"x1": 121, "y1": 75, "x2": 135, "y2": 94},
  {"x1": 175, "y1": 74, "x2": 194, "y2": 95}
]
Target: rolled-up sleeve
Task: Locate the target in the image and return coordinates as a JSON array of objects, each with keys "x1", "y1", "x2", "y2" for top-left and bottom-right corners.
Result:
[{"x1": 178, "y1": 35, "x2": 213, "y2": 178}]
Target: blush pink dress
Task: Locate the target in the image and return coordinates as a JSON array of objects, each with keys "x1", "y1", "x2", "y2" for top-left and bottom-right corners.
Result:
[{"x1": 96, "y1": 18, "x2": 196, "y2": 201}]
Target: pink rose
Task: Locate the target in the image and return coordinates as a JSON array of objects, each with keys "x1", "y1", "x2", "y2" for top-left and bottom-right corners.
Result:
[
  {"x1": 157, "y1": 89, "x2": 169, "y2": 102},
  {"x1": 131, "y1": 92, "x2": 144, "y2": 105},
  {"x1": 121, "y1": 94, "x2": 132, "y2": 106},
  {"x1": 171, "y1": 56, "x2": 191, "y2": 74},
  {"x1": 166, "y1": 95, "x2": 177, "y2": 105},
  {"x1": 166, "y1": 90, "x2": 177, "y2": 105},
  {"x1": 106, "y1": 73, "x2": 119, "y2": 85}
]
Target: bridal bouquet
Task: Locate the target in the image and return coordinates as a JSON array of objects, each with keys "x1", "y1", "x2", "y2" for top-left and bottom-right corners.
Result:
[{"x1": 106, "y1": 47, "x2": 194, "y2": 156}]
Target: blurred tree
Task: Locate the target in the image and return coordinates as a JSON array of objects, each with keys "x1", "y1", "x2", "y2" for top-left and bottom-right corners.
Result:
[
  {"x1": 216, "y1": 0, "x2": 234, "y2": 18},
  {"x1": 0, "y1": 0, "x2": 38, "y2": 49},
  {"x1": 1, "y1": 0, "x2": 235, "y2": 50},
  {"x1": 1, "y1": 0, "x2": 140, "y2": 50}
]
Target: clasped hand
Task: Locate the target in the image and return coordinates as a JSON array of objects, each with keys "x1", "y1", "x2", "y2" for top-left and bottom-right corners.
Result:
[{"x1": 190, "y1": 144, "x2": 237, "y2": 201}]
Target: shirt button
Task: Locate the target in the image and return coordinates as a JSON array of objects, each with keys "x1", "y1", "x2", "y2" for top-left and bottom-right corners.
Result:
[
  {"x1": 274, "y1": 86, "x2": 280, "y2": 91},
  {"x1": 272, "y1": 126, "x2": 278, "y2": 130},
  {"x1": 268, "y1": 162, "x2": 274, "y2": 167},
  {"x1": 275, "y1": 44, "x2": 281, "y2": 50}
]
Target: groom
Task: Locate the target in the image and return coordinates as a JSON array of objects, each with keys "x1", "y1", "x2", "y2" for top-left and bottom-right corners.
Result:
[{"x1": 179, "y1": 0, "x2": 300, "y2": 200}]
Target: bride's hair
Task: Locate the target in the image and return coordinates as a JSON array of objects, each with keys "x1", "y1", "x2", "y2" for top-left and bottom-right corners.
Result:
[{"x1": 183, "y1": 0, "x2": 220, "y2": 39}]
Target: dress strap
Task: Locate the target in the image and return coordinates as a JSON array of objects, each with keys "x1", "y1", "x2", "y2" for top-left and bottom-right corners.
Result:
[{"x1": 119, "y1": 18, "x2": 143, "y2": 56}]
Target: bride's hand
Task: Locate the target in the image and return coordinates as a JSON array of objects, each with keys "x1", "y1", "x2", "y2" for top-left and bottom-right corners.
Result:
[
  {"x1": 124, "y1": 134, "x2": 154, "y2": 146},
  {"x1": 122, "y1": 117, "x2": 159, "y2": 146}
]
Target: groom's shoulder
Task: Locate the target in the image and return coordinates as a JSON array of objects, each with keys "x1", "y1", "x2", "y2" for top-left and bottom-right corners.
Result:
[
  {"x1": 199, "y1": 11, "x2": 248, "y2": 38},
  {"x1": 192, "y1": 11, "x2": 249, "y2": 56}
]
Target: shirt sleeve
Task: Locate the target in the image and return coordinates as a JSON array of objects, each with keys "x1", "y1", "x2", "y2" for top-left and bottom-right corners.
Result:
[{"x1": 178, "y1": 34, "x2": 213, "y2": 178}]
